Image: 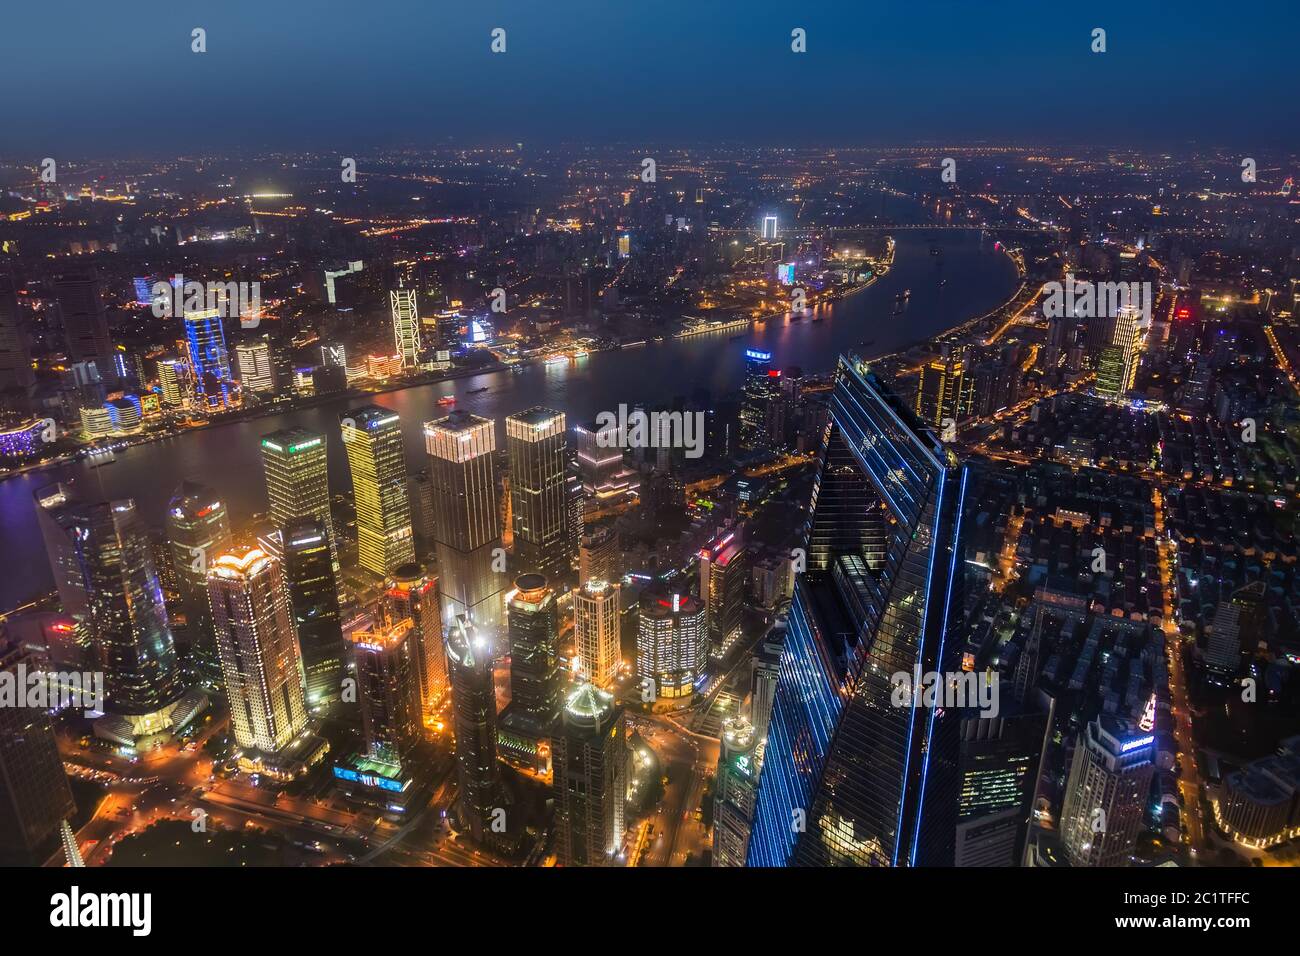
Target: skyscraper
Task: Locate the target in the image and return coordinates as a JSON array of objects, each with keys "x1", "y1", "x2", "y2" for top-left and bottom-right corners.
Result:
[
  {"x1": 56, "y1": 270, "x2": 113, "y2": 374},
  {"x1": 1205, "y1": 581, "x2": 1267, "y2": 684},
  {"x1": 424, "y1": 412, "x2": 504, "y2": 633},
  {"x1": 165, "y1": 480, "x2": 233, "y2": 686},
  {"x1": 282, "y1": 516, "x2": 344, "y2": 710},
  {"x1": 739, "y1": 348, "x2": 776, "y2": 454},
  {"x1": 349, "y1": 617, "x2": 423, "y2": 764},
  {"x1": 384, "y1": 564, "x2": 447, "y2": 722},
  {"x1": 261, "y1": 426, "x2": 335, "y2": 562},
  {"x1": 574, "y1": 419, "x2": 637, "y2": 504},
  {"x1": 391, "y1": 287, "x2": 421, "y2": 369},
  {"x1": 915, "y1": 350, "x2": 970, "y2": 430},
  {"x1": 747, "y1": 352, "x2": 967, "y2": 867},
  {"x1": 184, "y1": 308, "x2": 236, "y2": 410},
  {"x1": 713, "y1": 715, "x2": 758, "y2": 867},
  {"x1": 157, "y1": 358, "x2": 188, "y2": 408},
  {"x1": 552, "y1": 683, "x2": 626, "y2": 866},
  {"x1": 574, "y1": 578, "x2": 621, "y2": 688},
  {"x1": 578, "y1": 520, "x2": 620, "y2": 587},
  {"x1": 0, "y1": 639, "x2": 76, "y2": 866},
  {"x1": 207, "y1": 547, "x2": 308, "y2": 755},
  {"x1": 1058, "y1": 716, "x2": 1155, "y2": 867},
  {"x1": 506, "y1": 407, "x2": 570, "y2": 582},
  {"x1": 1095, "y1": 304, "x2": 1145, "y2": 401},
  {"x1": 341, "y1": 405, "x2": 416, "y2": 577},
  {"x1": 445, "y1": 614, "x2": 506, "y2": 846},
  {"x1": 956, "y1": 712, "x2": 1043, "y2": 867},
  {"x1": 505, "y1": 574, "x2": 561, "y2": 724},
  {"x1": 35, "y1": 485, "x2": 185, "y2": 733},
  {"x1": 235, "y1": 339, "x2": 275, "y2": 393},
  {"x1": 699, "y1": 526, "x2": 747, "y2": 662},
  {"x1": 636, "y1": 591, "x2": 706, "y2": 701},
  {"x1": 0, "y1": 273, "x2": 35, "y2": 398}
]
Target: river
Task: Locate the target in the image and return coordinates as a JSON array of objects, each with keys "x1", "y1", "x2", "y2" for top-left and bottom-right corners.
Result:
[{"x1": 0, "y1": 230, "x2": 1018, "y2": 612}]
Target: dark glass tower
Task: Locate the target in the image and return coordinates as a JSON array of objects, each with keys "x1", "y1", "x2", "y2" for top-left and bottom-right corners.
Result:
[
  {"x1": 165, "y1": 480, "x2": 233, "y2": 688},
  {"x1": 445, "y1": 614, "x2": 506, "y2": 847},
  {"x1": 35, "y1": 485, "x2": 183, "y2": 719},
  {"x1": 739, "y1": 348, "x2": 776, "y2": 454},
  {"x1": 747, "y1": 352, "x2": 967, "y2": 867},
  {"x1": 282, "y1": 516, "x2": 344, "y2": 709},
  {"x1": 505, "y1": 574, "x2": 561, "y2": 723},
  {"x1": 506, "y1": 407, "x2": 570, "y2": 583}
]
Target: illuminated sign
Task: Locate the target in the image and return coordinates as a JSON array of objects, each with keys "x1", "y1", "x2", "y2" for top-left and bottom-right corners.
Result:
[
  {"x1": 1120, "y1": 735, "x2": 1155, "y2": 753},
  {"x1": 745, "y1": 349, "x2": 771, "y2": 361}
]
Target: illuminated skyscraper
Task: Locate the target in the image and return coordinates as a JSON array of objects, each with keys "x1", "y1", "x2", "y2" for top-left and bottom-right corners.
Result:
[
  {"x1": 747, "y1": 352, "x2": 966, "y2": 867},
  {"x1": 282, "y1": 516, "x2": 344, "y2": 709},
  {"x1": 445, "y1": 614, "x2": 507, "y2": 846},
  {"x1": 713, "y1": 715, "x2": 758, "y2": 867},
  {"x1": 341, "y1": 405, "x2": 416, "y2": 577},
  {"x1": 184, "y1": 308, "x2": 236, "y2": 410},
  {"x1": 761, "y1": 215, "x2": 778, "y2": 240},
  {"x1": 207, "y1": 547, "x2": 307, "y2": 755},
  {"x1": 739, "y1": 348, "x2": 777, "y2": 454},
  {"x1": 35, "y1": 485, "x2": 185, "y2": 733},
  {"x1": 636, "y1": 591, "x2": 705, "y2": 701},
  {"x1": 578, "y1": 521, "x2": 620, "y2": 587},
  {"x1": 916, "y1": 350, "x2": 970, "y2": 430},
  {"x1": 424, "y1": 412, "x2": 504, "y2": 633},
  {"x1": 1095, "y1": 304, "x2": 1145, "y2": 401},
  {"x1": 574, "y1": 419, "x2": 637, "y2": 504},
  {"x1": 235, "y1": 340, "x2": 275, "y2": 393},
  {"x1": 0, "y1": 638, "x2": 76, "y2": 866},
  {"x1": 157, "y1": 359, "x2": 188, "y2": 407},
  {"x1": 574, "y1": 578, "x2": 620, "y2": 688},
  {"x1": 506, "y1": 574, "x2": 561, "y2": 723},
  {"x1": 506, "y1": 406, "x2": 569, "y2": 582},
  {"x1": 260, "y1": 426, "x2": 335, "y2": 562},
  {"x1": 552, "y1": 683, "x2": 626, "y2": 866},
  {"x1": 391, "y1": 287, "x2": 421, "y2": 369},
  {"x1": 384, "y1": 564, "x2": 447, "y2": 720},
  {"x1": 165, "y1": 480, "x2": 233, "y2": 686},
  {"x1": 349, "y1": 617, "x2": 422, "y2": 764},
  {"x1": 699, "y1": 527, "x2": 747, "y2": 661},
  {"x1": 1058, "y1": 716, "x2": 1155, "y2": 867}
]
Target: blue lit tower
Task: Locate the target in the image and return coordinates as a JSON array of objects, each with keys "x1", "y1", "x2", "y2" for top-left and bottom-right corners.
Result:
[{"x1": 746, "y1": 351, "x2": 967, "y2": 867}]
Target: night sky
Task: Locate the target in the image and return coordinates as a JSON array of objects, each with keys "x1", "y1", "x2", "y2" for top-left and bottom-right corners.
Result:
[{"x1": 2, "y1": 0, "x2": 1296, "y2": 153}]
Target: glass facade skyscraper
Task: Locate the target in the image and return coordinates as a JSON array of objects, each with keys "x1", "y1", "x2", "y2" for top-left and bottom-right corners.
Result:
[
  {"x1": 505, "y1": 406, "x2": 569, "y2": 583},
  {"x1": 747, "y1": 352, "x2": 967, "y2": 867},
  {"x1": 341, "y1": 404, "x2": 416, "y2": 577}
]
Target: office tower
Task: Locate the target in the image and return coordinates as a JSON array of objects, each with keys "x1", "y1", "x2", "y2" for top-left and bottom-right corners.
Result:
[
  {"x1": 184, "y1": 308, "x2": 235, "y2": 410},
  {"x1": 552, "y1": 683, "x2": 627, "y2": 866},
  {"x1": 1205, "y1": 581, "x2": 1266, "y2": 685},
  {"x1": 739, "y1": 348, "x2": 777, "y2": 453},
  {"x1": 761, "y1": 214, "x2": 778, "y2": 239},
  {"x1": 207, "y1": 547, "x2": 308, "y2": 755},
  {"x1": 391, "y1": 288, "x2": 421, "y2": 369},
  {"x1": 157, "y1": 358, "x2": 188, "y2": 407},
  {"x1": 261, "y1": 426, "x2": 335, "y2": 556},
  {"x1": 0, "y1": 638, "x2": 77, "y2": 866},
  {"x1": 56, "y1": 270, "x2": 113, "y2": 373},
  {"x1": 235, "y1": 340, "x2": 275, "y2": 393},
  {"x1": 636, "y1": 591, "x2": 706, "y2": 701},
  {"x1": 0, "y1": 274, "x2": 35, "y2": 396},
  {"x1": 349, "y1": 617, "x2": 422, "y2": 764},
  {"x1": 747, "y1": 352, "x2": 966, "y2": 867},
  {"x1": 574, "y1": 579, "x2": 621, "y2": 688},
  {"x1": 749, "y1": 627, "x2": 784, "y2": 744},
  {"x1": 407, "y1": 467, "x2": 436, "y2": 544},
  {"x1": 424, "y1": 412, "x2": 504, "y2": 633},
  {"x1": 1058, "y1": 716, "x2": 1155, "y2": 867},
  {"x1": 956, "y1": 713, "x2": 1042, "y2": 867},
  {"x1": 385, "y1": 564, "x2": 446, "y2": 719},
  {"x1": 564, "y1": 468, "x2": 583, "y2": 564},
  {"x1": 916, "y1": 350, "x2": 970, "y2": 430},
  {"x1": 35, "y1": 485, "x2": 184, "y2": 726},
  {"x1": 164, "y1": 481, "x2": 233, "y2": 686},
  {"x1": 699, "y1": 527, "x2": 747, "y2": 661},
  {"x1": 713, "y1": 715, "x2": 758, "y2": 867},
  {"x1": 1095, "y1": 304, "x2": 1145, "y2": 401},
  {"x1": 445, "y1": 614, "x2": 506, "y2": 846},
  {"x1": 506, "y1": 407, "x2": 570, "y2": 582},
  {"x1": 505, "y1": 574, "x2": 561, "y2": 722},
  {"x1": 579, "y1": 520, "x2": 620, "y2": 586},
  {"x1": 282, "y1": 517, "x2": 344, "y2": 709},
  {"x1": 574, "y1": 419, "x2": 637, "y2": 503},
  {"x1": 341, "y1": 405, "x2": 416, "y2": 577}
]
